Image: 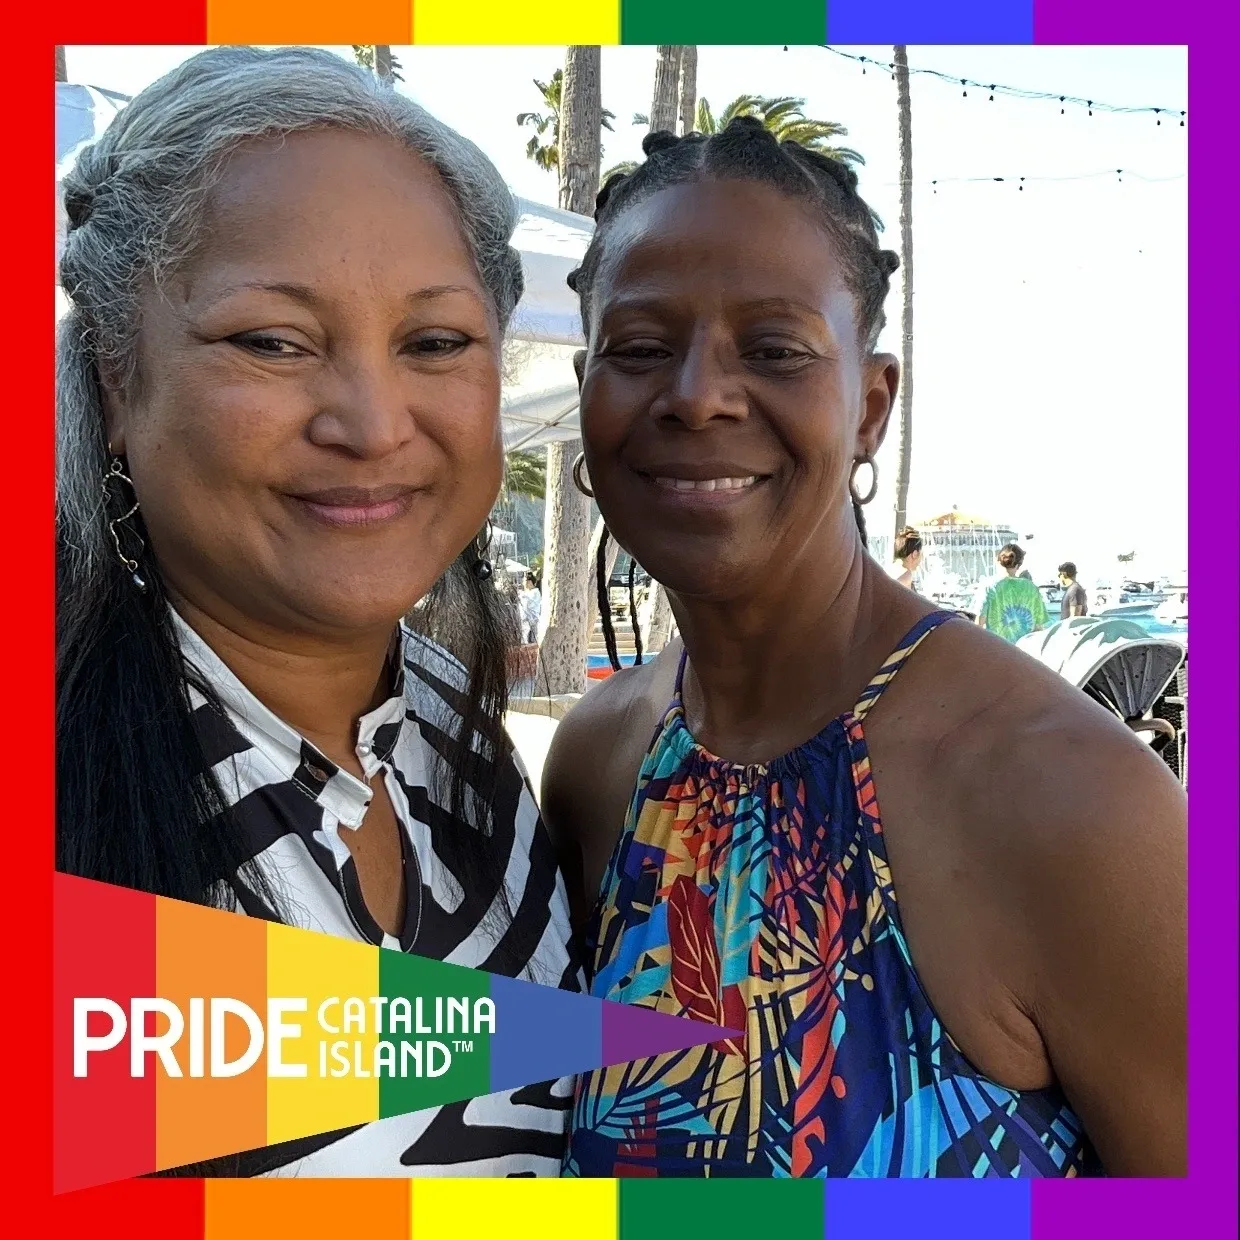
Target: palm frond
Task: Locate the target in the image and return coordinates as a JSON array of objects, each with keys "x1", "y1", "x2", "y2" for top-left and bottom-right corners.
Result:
[{"x1": 602, "y1": 160, "x2": 639, "y2": 183}]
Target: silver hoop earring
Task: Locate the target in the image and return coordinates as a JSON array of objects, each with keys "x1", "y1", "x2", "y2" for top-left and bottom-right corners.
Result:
[
  {"x1": 849, "y1": 455, "x2": 878, "y2": 507},
  {"x1": 103, "y1": 456, "x2": 148, "y2": 592},
  {"x1": 571, "y1": 452, "x2": 594, "y2": 499}
]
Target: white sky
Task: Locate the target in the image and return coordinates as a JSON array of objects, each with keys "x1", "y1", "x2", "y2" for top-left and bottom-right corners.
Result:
[{"x1": 65, "y1": 44, "x2": 1187, "y2": 582}]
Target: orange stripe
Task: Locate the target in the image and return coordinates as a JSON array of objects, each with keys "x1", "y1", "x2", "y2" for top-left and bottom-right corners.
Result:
[
  {"x1": 206, "y1": 0, "x2": 412, "y2": 43},
  {"x1": 205, "y1": 1180, "x2": 411, "y2": 1238},
  {"x1": 155, "y1": 901, "x2": 267, "y2": 1171}
]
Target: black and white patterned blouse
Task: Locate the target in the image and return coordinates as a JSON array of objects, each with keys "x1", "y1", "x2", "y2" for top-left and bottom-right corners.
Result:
[{"x1": 173, "y1": 612, "x2": 580, "y2": 1177}]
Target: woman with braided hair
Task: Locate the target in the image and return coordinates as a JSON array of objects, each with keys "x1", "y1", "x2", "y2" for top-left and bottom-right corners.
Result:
[{"x1": 542, "y1": 118, "x2": 1185, "y2": 1177}]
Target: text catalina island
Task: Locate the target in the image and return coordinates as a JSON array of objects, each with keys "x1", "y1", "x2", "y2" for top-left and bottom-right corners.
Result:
[{"x1": 73, "y1": 995, "x2": 496, "y2": 1079}]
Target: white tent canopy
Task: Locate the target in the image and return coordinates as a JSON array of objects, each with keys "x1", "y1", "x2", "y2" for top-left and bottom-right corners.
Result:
[{"x1": 55, "y1": 81, "x2": 592, "y2": 450}]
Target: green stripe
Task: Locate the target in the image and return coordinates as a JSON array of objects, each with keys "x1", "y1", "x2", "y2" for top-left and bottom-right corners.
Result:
[
  {"x1": 376, "y1": 952, "x2": 490, "y2": 1119},
  {"x1": 621, "y1": 0, "x2": 827, "y2": 44},
  {"x1": 619, "y1": 1180, "x2": 824, "y2": 1237}
]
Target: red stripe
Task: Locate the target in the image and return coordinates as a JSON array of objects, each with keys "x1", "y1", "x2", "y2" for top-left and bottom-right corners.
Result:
[
  {"x1": 52, "y1": 1180, "x2": 205, "y2": 1238},
  {"x1": 54, "y1": 874, "x2": 158, "y2": 1192},
  {"x1": 55, "y1": 0, "x2": 207, "y2": 41}
]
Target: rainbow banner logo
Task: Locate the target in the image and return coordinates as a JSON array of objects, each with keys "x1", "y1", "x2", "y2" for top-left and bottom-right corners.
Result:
[{"x1": 53, "y1": 873, "x2": 736, "y2": 1193}]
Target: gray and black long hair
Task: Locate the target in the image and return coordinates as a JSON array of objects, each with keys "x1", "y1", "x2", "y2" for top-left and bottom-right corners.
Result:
[{"x1": 57, "y1": 46, "x2": 523, "y2": 909}]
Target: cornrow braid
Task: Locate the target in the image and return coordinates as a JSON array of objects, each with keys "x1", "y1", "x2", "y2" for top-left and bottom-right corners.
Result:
[{"x1": 568, "y1": 116, "x2": 899, "y2": 351}]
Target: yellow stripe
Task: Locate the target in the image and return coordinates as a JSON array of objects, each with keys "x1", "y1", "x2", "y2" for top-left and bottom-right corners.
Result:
[
  {"x1": 265, "y1": 922, "x2": 379, "y2": 1146},
  {"x1": 412, "y1": 1180, "x2": 617, "y2": 1237},
  {"x1": 413, "y1": 0, "x2": 620, "y2": 44}
]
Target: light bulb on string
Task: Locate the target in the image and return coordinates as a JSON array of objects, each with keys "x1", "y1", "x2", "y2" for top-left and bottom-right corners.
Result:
[
  {"x1": 1088, "y1": 101, "x2": 1093, "y2": 116},
  {"x1": 961, "y1": 79, "x2": 968, "y2": 97},
  {"x1": 1019, "y1": 177, "x2": 1025, "y2": 191},
  {"x1": 1155, "y1": 108, "x2": 1161, "y2": 126},
  {"x1": 989, "y1": 85, "x2": 995, "y2": 101},
  {"x1": 1060, "y1": 96, "x2": 1066, "y2": 115}
]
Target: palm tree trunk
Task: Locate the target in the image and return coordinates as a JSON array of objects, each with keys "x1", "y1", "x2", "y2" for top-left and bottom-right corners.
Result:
[
  {"x1": 374, "y1": 45, "x2": 394, "y2": 84},
  {"x1": 678, "y1": 47, "x2": 697, "y2": 135},
  {"x1": 584, "y1": 516, "x2": 621, "y2": 646},
  {"x1": 537, "y1": 444, "x2": 591, "y2": 693},
  {"x1": 650, "y1": 46, "x2": 682, "y2": 134},
  {"x1": 893, "y1": 46, "x2": 915, "y2": 537},
  {"x1": 646, "y1": 582, "x2": 675, "y2": 652},
  {"x1": 558, "y1": 47, "x2": 601, "y2": 215},
  {"x1": 55, "y1": 46, "x2": 67, "y2": 82},
  {"x1": 538, "y1": 47, "x2": 603, "y2": 695}
]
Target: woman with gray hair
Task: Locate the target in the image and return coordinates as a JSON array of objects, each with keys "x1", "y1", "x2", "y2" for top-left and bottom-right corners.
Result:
[{"x1": 57, "y1": 46, "x2": 578, "y2": 1176}]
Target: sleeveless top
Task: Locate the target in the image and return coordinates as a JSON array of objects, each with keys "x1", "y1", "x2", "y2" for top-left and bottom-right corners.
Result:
[{"x1": 565, "y1": 611, "x2": 1099, "y2": 1178}]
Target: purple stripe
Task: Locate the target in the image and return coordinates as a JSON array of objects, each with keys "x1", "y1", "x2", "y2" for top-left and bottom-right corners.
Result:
[
  {"x1": 1034, "y1": 0, "x2": 1180, "y2": 42},
  {"x1": 1029, "y1": 5, "x2": 1237, "y2": 1239},
  {"x1": 601, "y1": 1000, "x2": 739, "y2": 1066}
]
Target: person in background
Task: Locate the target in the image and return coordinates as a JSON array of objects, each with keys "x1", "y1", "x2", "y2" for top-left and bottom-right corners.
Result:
[
  {"x1": 974, "y1": 543, "x2": 1049, "y2": 642},
  {"x1": 889, "y1": 526, "x2": 923, "y2": 590},
  {"x1": 1059, "y1": 562, "x2": 1089, "y2": 619},
  {"x1": 519, "y1": 571, "x2": 542, "y2": 644}
]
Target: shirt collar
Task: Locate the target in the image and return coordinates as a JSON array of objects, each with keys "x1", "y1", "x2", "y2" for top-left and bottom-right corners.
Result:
[{"x1": 171, "y1": 608, "x2": 408, "y2": 824}]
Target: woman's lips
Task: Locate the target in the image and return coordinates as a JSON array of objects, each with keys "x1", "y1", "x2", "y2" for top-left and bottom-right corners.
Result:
[
  {"x1": 636, "y1": 470, "x2": 768, "y2": 509},
  {"x1": 286, "y1": 485, "x2": 417, "y2": 528}
]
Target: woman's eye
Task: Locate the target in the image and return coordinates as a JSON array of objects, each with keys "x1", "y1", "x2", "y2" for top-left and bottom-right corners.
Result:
[
  {"x1": 746, "y1": 344, "x2": 814, "y2": 368},
  {"x1": 611, "y1": 344, "x2": 670, "y2": 361},
  {"x1": 229, "y1": 333, "x2": 305, "y2": 358},
  {"x1": 408, "y1": 335, "x2": 470, "y2": 356},
  {"x1": 750, "y1": 346, "x2": 804, "y2": 361}
]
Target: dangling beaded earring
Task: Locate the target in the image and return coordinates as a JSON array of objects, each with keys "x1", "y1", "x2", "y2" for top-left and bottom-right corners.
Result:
[
  {"x1": 472, "y1": 521, "x2": 494, "y2": 581},
  {"x1": 103, "y1": 454, "x2": 148, "y2": 592}
]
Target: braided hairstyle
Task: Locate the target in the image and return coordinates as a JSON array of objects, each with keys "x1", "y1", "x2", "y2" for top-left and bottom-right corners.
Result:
[{"x1": 568, "y1": 117, "x2": 900, "y2": 669}]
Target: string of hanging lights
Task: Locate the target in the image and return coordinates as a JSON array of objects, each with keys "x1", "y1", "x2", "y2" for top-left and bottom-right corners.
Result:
[{"x1": 817, "y1": 45, "x2": 1187, "y2": 127}]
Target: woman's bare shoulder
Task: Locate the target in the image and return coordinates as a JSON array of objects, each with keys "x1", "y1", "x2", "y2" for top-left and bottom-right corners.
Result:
[{"x1": 882, "y1": 615, "x2": 1185, "y2": 859}]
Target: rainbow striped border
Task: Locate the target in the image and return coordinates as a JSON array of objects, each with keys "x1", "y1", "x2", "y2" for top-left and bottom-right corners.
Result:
[{"x1": 23, "y1": 2, "x2": 1236, "y2": 1237}]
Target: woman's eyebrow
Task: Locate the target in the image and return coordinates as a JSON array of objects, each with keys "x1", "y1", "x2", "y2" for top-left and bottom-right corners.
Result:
[
  {"x1": 195, "y1": 280, "x2": 486, "y2": 313},
  {"x1": 741, "y1": 296, "x2": 827, "y2": 323}
]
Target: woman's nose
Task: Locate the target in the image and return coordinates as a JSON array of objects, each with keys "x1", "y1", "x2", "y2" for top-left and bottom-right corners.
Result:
[
  {"x1": 650, "y1": 337, "x2": 748, "y2": 429},
  {"x1": 308, "y1": 358, "x2": 416, "y2": 459}
]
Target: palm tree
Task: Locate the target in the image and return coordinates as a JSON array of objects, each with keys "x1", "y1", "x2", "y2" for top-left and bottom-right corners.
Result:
[
  {"x1": 601, "y1": 159, "x2": 639, "y2": 183},
  {"x1": 503, "y1": 449, "x2": 546, "y2": 501},
  {"x1": 678, "y1": 47, "x2": 698, "y2": 136},
  {"x1": 649, "y1": 46, "x2": 682, "y2": 134},
  {"x1": 695, "y1": 94, "x2": 864, "y2": 164},
  {"x1": 518, "y1": 69, "x2": 614, "y2": 179},
  {"x1": 537, "y1": 47, "x2": 605, "y2": 695},
  {"x1": 892, "y1": 47, "x2": 915, "y2": 537},
  {"x1": 351, "y1": 45, "x2": 401, "y2": 84}
]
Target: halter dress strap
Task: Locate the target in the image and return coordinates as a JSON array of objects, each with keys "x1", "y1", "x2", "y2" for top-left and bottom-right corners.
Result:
[{"x1": 850, "y1": 609, "x2": 959, "y2": 723}]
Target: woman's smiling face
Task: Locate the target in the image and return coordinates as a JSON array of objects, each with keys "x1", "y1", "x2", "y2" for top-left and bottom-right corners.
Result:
[
  {"x1": 578, "y1": 178, "x2": 899, "y2": 602},
  {"x1": 105, "y1": 127, "x2": 504, "y2": 639}
]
